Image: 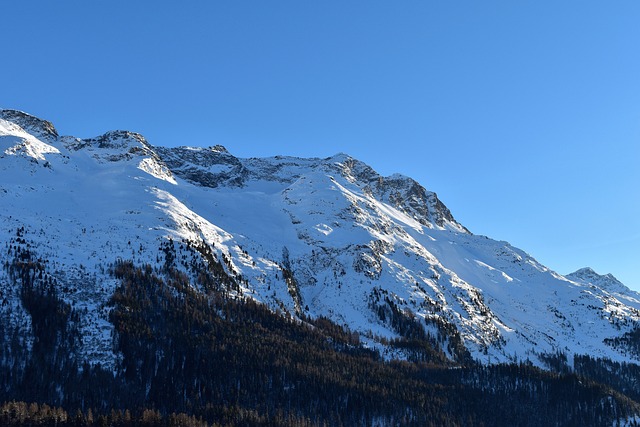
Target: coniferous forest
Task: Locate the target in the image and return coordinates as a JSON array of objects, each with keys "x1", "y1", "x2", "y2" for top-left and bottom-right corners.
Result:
[{"x1": 1, "y1": 235, "x2": 640, "y2": 426}]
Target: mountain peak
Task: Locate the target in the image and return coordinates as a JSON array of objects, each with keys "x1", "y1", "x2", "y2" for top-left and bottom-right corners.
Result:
[
  {"x1": 571, "y1": 267, "x2": 599, "y2": 277},
  {"x1": 325, "y1": 152, "x2": 352, "y2": 162},
  {"x1": 0, "y1": 109, "x2": 59, "y2": 141},
  {"x1": 567, "y1": 267, "x2": 630, "y2": 294},
  {"x1": 87, "y1": 129, "x2": 150, "y2": 149},
  {"x1": 569, "y1": 267, "x2": 615, "y2": 281},
  {"x1": 210, "y1": 144, "x2": 229, "y2": 153},
  {"x1": 63, "y1": 129, "x2": 156, "y2": 163}
]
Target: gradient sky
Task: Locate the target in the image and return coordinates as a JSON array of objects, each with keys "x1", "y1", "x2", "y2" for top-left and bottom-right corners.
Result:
[{"x1": 2, "y1": 2, "x2": 639, "y2": 289}]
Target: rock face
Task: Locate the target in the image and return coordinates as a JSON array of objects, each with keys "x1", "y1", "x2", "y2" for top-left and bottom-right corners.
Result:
[
  {"x1": 1, "y1": 109, "x2": 640, "y2": 370},
  {"x1": 0, "y1": 109, "x2": 59, "y2": 141}
]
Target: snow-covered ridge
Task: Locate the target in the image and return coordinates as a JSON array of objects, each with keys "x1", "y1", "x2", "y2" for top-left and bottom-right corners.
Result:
[
  {"x1": 567, "y1": 267, "x2": 639, "y2": 300},
  {"x1": 0, "y1": 111, "x2": 61, "y2": 162},
  {"x1": 0, "y1": 109, "x2": 639, "y2": 370},
  {"x1": 157, "y1": 146, "x2": 466, "y2": 232},
  {"x1": 0, "y1": 109, "x2": 59, "y2": 141}
]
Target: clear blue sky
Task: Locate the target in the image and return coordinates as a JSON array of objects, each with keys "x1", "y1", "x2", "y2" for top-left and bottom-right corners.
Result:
[{"x1": 2, "y1": 2, "x2": 639, "y2": 289}]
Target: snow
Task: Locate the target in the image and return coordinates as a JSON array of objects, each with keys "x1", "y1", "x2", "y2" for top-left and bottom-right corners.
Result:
[
  {"x1": 1, "y1": 119, "x2": 60, "y2": 161},
  {"x1": 138, "y1": 157, "x2": 177, "y2": 184},
  {"x1": 1, "y1": 110, "x2": 640, "y2": 371}
]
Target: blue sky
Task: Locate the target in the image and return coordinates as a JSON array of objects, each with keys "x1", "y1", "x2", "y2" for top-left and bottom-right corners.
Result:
[{"x1": 2, "y1": 2, "x2": 639, "y2": 289}]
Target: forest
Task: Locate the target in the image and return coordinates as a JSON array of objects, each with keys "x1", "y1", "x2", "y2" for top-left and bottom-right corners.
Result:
[{"x1": 1, "y1": 234, "x2": 640, "y2": 426}]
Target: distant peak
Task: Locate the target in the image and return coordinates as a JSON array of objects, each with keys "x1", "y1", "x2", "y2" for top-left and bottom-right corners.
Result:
[
  {"x1": 0, "y1": 109, "x2": 59, "y2": 141},
  {"x1": 571, "y1": 267, "x2": 598, "y2": 276},
  {"x1": 567, "y1": 267, "x2": 627, "y2": 291},
  {"x1": 62, "y1": 129, "x2": 155, "y2": 164},
  {"x1": 325, "y1": 152, "x2": 353, "y2": 163},
  {"x1": 167, "y1": 145, "x2": 231, "y2": 155},
  {"x1": 99, "y1": 129, "x2": 148, "y2": 144},
  {"x1": 568, "y1": 267, "x2": 621, "y2": 282},
  {"x1": 209, "y1": 145, "x2": 229, "y2": 154},
  {"x1": 76, "y1": 130, "x2": 151, "y2": 151}
]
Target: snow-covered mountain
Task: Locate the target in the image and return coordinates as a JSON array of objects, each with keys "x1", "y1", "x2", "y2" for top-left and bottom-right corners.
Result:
[{"x1": 2, "y1": 108, "x2": 639, "y2": 370}]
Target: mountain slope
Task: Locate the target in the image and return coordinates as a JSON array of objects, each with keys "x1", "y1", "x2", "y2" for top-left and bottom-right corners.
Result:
[{"x1": 1, "y1": 108, "x2": 639, "y2": 372}]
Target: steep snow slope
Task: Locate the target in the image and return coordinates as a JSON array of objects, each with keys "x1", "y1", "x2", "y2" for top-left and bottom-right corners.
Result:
[{"x1": 1, "y1": 109, "x2": 639, "y2": 369}]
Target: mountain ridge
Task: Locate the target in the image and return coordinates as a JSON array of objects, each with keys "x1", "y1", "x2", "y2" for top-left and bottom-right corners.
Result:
[{"x1": 1, "y1": 108, "x2": 639, "y2": 372}]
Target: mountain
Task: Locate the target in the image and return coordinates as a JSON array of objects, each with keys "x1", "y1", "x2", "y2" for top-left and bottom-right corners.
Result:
[
  {"x1": 2, "y1": 108, "x2": 640, "y2": 368},
  {"x1": 567, "y1": 267, "x2": 636, "y2": 296},
  {"x1": 2, "y1": 109, "x2": 640, "y2": 425}
]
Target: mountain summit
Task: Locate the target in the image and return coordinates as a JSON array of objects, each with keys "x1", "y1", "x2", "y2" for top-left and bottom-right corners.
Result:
[{"x1": 1, "y1": 109, "x2": 639, "y2": 371}]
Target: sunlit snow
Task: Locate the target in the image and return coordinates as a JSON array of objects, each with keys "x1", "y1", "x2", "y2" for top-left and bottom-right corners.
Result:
[{"x1": 2, "y1": 109, "x2": 640, "y2": 371}]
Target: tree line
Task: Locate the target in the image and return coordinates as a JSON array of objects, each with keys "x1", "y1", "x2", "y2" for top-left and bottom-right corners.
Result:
[{"x1": 1, "y1": 233, "x2": 640, "y2": 426}]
